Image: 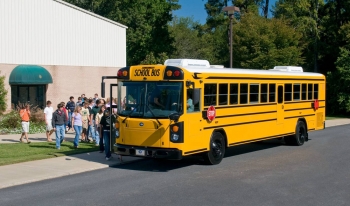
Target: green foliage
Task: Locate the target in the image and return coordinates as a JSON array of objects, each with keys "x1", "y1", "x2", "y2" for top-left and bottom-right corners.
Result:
[
  {"x1": 326, "y1": 47, "x2": 350, "y2": 114},
  {"x1": 0, "y1": 110, "x2": 21, "y2": 129},
  {"x1": 233, "y1": 13, "x2": 304, "y2": 69},
  {"x1": 0, "y1": 72, "x2": 7, "y2": 114}
]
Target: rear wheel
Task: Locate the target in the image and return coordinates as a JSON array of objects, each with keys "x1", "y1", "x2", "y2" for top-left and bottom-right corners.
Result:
[
  {"x1": 203, "y1": 132, "x2": 225, "y2": 165},
  {"x1": 285, "y1": 121, "x2": 307, "y2": 146}
]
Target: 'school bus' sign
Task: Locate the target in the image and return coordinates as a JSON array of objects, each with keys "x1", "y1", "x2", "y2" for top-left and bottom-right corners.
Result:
[{"x1": 134, "y1": 67, "x2": 161, "y2": 77}]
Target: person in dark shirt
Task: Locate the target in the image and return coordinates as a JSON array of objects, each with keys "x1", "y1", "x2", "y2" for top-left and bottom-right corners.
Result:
[
  {"x1": 99, "y1": 108, "x2": 116, "y2": 160},
  {"x1": 52, "y1": 103, "x2": 68, "y2": 149},
  {"x1": 66, "y1": 96, "x2": 75, "y2": 131}
]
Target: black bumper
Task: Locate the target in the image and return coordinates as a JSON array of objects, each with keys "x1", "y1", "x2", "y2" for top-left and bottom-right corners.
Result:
[{"x1": 114, "y1": 144, "x2": 182, "y2": 160}]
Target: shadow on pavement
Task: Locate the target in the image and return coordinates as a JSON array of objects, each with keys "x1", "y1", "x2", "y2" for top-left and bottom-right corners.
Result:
[{"x1": 110, "y1": 139, "x2": 285, "y2": 172}]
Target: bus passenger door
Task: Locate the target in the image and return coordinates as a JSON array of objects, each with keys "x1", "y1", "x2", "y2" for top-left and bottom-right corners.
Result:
[
  {"x1": 277, "y1": 84, "x2": 284, "y2": 131},
  {"x1": 185, "y1": 88, "x2": 205, "y2": 151}
]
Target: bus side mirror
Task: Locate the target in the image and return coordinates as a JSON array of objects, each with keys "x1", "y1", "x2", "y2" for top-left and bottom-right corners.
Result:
[{"x1": 169, "y1": 113, "x2": 180, "y2": 123}]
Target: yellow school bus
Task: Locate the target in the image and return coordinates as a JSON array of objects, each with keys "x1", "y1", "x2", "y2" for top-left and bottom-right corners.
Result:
[{"x1": 113, "y1": 59, "x2": 325, "y2": 165}]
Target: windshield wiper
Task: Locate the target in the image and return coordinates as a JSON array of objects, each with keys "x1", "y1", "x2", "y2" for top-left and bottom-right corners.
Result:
[
  {"x1": 145, "y1": 104, "x2": 162, "y2": 127},
  {"x1": 122, "y1": 103, "x2": 142, "y2": 123}
]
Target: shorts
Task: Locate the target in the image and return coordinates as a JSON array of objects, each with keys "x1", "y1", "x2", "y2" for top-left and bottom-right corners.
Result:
[
  {"x1": 82, "y1": 120, "x2": 88, "y2": 129},
  {"x1": 46, "y1": 123, "x2": 53, "y2": 132},
  {"x1": 21, "y1": 121, "x2": 29, "y2": 133}
]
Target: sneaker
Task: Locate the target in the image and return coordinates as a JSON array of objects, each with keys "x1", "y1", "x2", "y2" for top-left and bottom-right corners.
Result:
[
  {"x1": 99, "y1": 150, "x2": 104, "y2": 153},
  {"x1": 105, "y1": 156, "x2": 113, "y2": 161},
  {"x1": 95, "y1": 144, "x2": 99, "y2": 147},
  {"x1": 57, "y1": 147, "x2": 60, "y2": 150},
  {"x1": 74, "y1": 146, "x2": 79, "y2": 149}
]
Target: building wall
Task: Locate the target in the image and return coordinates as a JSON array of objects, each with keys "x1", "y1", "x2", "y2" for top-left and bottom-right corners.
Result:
[
  {"x1": 0, "y1": 0, "x2": 127, "y2": 67},
  {"x1": 1, "y1": 64, "x2": 120, "y2": 112}
]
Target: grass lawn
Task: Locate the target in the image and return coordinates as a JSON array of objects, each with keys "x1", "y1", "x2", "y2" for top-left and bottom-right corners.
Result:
[
  {"x1": 0, "y1": 141, "x2": 99, "y2": 166},
  {"x1": 326, "y1": 115, "x2": 350, "y2": 120}
]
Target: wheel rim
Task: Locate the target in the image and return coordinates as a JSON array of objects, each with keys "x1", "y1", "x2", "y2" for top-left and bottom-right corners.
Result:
[{"x1": 211, "y1": 140, "x2": 223, "y2": 160}]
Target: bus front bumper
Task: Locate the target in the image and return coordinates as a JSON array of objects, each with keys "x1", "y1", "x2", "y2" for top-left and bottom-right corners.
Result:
[{"x1": 114, "y1": 144, "x2": 182, "y2": 160}]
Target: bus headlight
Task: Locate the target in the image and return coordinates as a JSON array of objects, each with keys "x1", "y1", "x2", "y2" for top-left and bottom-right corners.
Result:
[
  {"x1": 171, "y1": 134, "x2": 179, "y2": 141},
  {"x1": 115, "y1": 130, "x2": 120, "y2": 138}
]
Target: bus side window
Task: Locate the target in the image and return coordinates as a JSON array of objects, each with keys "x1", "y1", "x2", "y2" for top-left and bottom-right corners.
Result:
[
  {"x1": 204, "y1": 84, "x2": 217, "y2": 106},
  {"x1": 314, "y1": 84, "x2": 318, "y2": 99},
  {"x1": 285, "y1": 84, "x2": 292, "y2": 101},
  {"x1": 293, "y1": 84, "x2": 300, "y2": 101},
  {"x1": 240, "y1": 83, "x2": 248, "y2": 104},
  {"x1": 308, "y1": 84, "x2": 313, "y2": 100},
  {"x1": 230, "y1": 83, "x2": 238, "y2": 104},
  {"x1": 269, "y1": 84, "x2": 276, "y2": 102},
  {"x1": 302, "y1": 84, "x2": 307, "y2": 100},
  {"x1": 219, "y1": 84, "x2": 228, "y2": 105},
  {"x1": 250, "y1": 84, "x2": 259, "y2": 104},
  {"x1": 261, "y1": 84, "x2": 268, "y2": 103}
]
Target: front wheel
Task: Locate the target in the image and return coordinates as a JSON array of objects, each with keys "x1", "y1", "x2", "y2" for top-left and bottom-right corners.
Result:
[{"x1": 203, "y1": 132, "x2": 225, "y2": 165}]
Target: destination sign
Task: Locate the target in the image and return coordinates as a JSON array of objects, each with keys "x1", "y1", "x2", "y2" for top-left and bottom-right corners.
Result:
[{"x1": 134, "y1": 68, "x2": 161, "y2": 77}]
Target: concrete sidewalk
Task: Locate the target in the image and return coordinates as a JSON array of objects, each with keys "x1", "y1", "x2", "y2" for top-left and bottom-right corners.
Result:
[{"x1": 0, "y1": 119, "x2": 349, "y2": 190}]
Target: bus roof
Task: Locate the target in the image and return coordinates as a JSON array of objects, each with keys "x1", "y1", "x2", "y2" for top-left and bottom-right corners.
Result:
[{"x1": 181, "y1": 67, "x2": 324, "y2": 77}]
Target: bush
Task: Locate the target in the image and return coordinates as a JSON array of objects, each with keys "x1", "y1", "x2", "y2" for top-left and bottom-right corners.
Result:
[
  {"x1": 0, "y1": 102, "x2": 46, "y2": 134},
  {"x1": 0, "y1": 72, "x2": 7, "y2": 114}
]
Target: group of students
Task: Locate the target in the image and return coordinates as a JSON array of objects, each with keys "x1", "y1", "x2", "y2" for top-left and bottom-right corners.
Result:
[{"x1": 44, "y1": 94, "x2": 117, "y2": 160}]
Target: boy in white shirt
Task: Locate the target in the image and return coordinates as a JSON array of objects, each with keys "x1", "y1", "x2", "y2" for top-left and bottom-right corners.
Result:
[{"x1": 44, "y1": 100, "x2": 54, "y2": 142}]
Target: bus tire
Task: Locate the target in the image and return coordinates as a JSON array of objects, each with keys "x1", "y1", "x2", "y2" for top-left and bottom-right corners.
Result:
[
  {"x1": 286, "y1": 121, "x2": 307, "y2": 146},
  {"x1": 203, "y1": 132, "x2": 225, "y2": 165}
]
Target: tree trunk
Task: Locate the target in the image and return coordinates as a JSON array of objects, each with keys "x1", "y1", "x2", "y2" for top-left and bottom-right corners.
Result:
[{"x1": 264, "y1": 0, "x2": 269, "y2": 18}]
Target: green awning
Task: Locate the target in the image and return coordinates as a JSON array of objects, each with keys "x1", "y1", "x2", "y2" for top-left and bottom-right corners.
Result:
[{"x1": 9, "y1": 65, "x2": 53, "y2": 85}]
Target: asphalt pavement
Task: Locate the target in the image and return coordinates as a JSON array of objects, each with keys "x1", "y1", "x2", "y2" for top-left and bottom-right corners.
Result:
[
  {"x1": 0, "y1": 118, "x2": 349, "y2": 191},
  {"x1": 0, "y1": 123, "x2": 349, "y2": 206}
]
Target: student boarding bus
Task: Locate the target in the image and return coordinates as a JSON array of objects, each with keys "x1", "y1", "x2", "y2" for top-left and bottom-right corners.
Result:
[{"x1": 106, "y1": 59, "x2": 325, "y2": 165}]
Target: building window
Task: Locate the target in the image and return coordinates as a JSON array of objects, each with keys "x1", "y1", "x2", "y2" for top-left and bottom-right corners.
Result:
[
  {"x1": 219, "y1": 84, "x2": 228, "y2": 105},
  {"x1": 293, "y1": 84, "x2": 300, "y2": 101},
  {"x1": 240, "y1": 83, "x2": 248, "y2": 104},
  {"x1": 285, "y1": 84, "x2": 292, "y2": 101},
  {"x1": 11, "y1": 85, "x2": 46, "y2": 109},
  {"x1": 204, "y1": 84, "x2": 217, "y2": 106},
  {"x1": 261, "y1": 84, "x2": 268, "y2": 103},
  {"x1": 229, "y1": 83, "x2": 238, "y2": 105},
  {"x1": 250, "y1": 84, "x2": 259, "y2": 104}
]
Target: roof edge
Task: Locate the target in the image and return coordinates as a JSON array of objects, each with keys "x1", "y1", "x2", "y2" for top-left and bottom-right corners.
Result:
[{"x1": 53, "y1": 0, "x2": 128, "y2": 29}]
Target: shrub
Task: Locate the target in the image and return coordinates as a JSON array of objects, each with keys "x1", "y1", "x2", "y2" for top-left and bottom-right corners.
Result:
[
  {"x1": 0, "y1": 110, "x2": 21, "y2": 129},
  {"x1": 0, "y1": 72, "x2": 7, "y2": 114}
]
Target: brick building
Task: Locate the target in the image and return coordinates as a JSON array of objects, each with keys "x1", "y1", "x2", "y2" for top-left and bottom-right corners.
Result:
[{"x1": 0, "y1": 0, "x2": 127, "y2": 111}]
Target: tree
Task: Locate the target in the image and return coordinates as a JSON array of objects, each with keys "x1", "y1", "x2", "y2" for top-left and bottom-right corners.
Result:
[
  {"x1": 0, "y1": 72, "x2": 7, "y2": 114},
  {"x1": 273, "y1": 0, "x2": 324, "y2": 72},
  {"x1": 232, "y1": 13, "x2": 304, "y2": 69}
]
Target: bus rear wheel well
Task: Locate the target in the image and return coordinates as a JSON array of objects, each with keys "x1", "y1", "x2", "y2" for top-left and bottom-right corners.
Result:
[
  {"x1": 297, "y1": 118, "x2": 308, "y2": 131},
  {"x1": 213, "y1": 129, "x2": 228, "y2": 148}
]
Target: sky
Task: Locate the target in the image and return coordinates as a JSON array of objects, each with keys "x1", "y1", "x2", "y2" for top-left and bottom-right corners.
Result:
[{"x1": 173, "y1": 0, "x2": 277, "y2": 24}]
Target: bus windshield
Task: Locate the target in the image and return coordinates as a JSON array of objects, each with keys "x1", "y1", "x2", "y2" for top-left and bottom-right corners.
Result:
[{"x1": 118, "y1": 81, "x2": 183, "y2": 118}]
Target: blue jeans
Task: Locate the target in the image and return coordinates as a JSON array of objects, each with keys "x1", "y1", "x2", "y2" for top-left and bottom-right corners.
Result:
[
  {"x1": 103, "y1": 130, "x2": 111, "y2": 158},
  {"x1": 68, "y1": 112, "x2": 73, "y2": 129},
  {"x1": 93, "y1": 120, "x2": 99, "y2": 144},
  {"x1": 55, "y1": 125, "x2": 65, "y2": 149},
  {"x1": 88, "y1": 122, "x2": 96, "y2": 143},
  {"x1": 73, "y1": 125, "x2": 82, "y2": 147}
]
